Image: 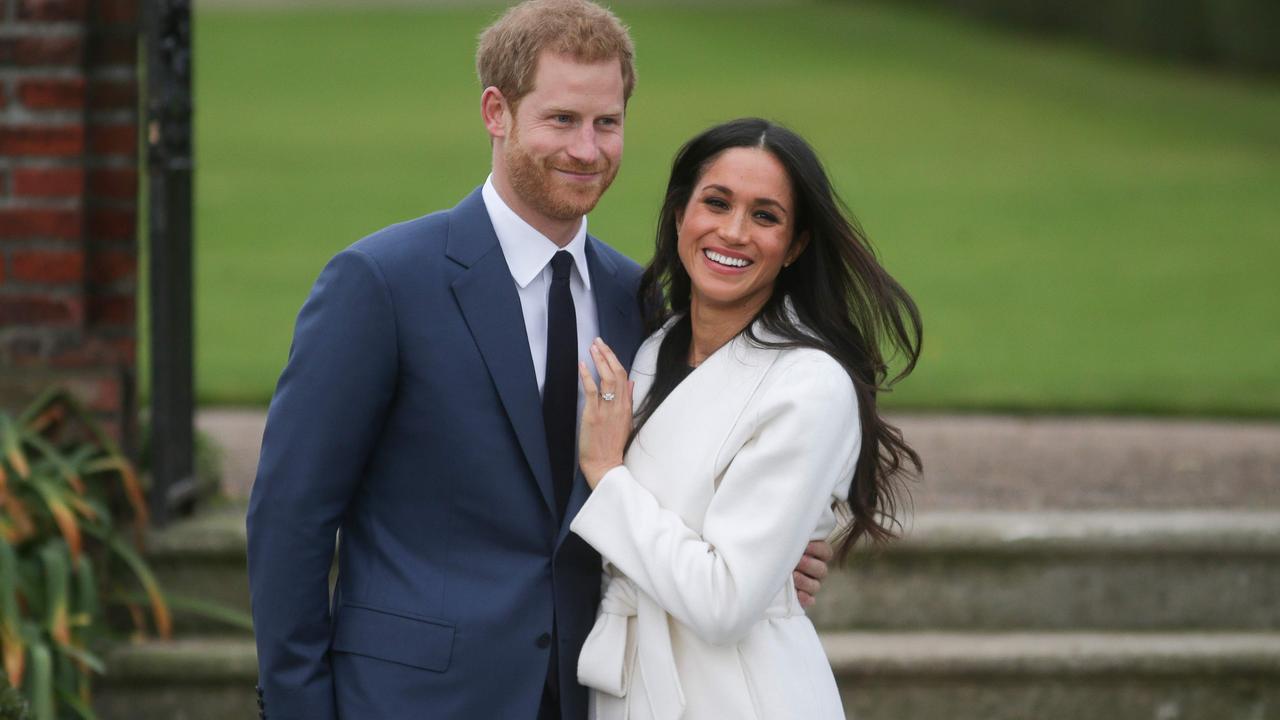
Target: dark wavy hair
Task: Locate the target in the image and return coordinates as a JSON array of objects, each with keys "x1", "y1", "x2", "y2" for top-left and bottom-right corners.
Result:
[{"x1": 635, "y1": 118, "x2": 923, "y2": 561}]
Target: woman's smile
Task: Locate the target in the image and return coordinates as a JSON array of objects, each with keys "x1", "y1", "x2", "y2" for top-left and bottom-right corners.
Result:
[{"x1": 702, "y1": 247, "x2": 754, "y2": 272}]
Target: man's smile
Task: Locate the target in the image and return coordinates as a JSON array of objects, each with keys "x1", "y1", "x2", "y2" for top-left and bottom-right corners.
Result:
[{"x1": 554, "y1": 168, "x2": 605, "y2": 182}]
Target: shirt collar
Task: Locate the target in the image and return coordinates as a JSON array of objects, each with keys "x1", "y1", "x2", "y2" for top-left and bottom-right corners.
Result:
[{"x1": 482, "y1": 174, "x2": 591, "y2": 290}]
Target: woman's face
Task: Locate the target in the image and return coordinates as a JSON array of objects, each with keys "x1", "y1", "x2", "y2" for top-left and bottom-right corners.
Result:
[{"x1": 677, "y1": 147, "x2": 806, "y2": 316}]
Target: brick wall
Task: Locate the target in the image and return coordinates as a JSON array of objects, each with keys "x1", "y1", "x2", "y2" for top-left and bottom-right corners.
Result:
[{"x1": 1, "y1": 0, "x2": 140, "y2": 449}]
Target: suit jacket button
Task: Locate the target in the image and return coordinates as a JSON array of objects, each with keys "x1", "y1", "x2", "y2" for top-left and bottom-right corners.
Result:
[{"x1": 536, "y1": 632, "x2": 552, "y2": 649}]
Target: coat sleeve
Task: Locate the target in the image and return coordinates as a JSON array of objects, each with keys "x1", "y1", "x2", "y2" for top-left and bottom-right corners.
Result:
[
  {"x1": 570, "y1": 355, "x2": 860, "y2": 646},
  {"x1": 245, "y1": 249, "x2": 398, "y2": 720}
]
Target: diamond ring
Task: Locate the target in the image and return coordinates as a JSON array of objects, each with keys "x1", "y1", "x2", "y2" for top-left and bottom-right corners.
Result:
[{"x1": 601, "y1": 392, "x2": 616, "y2": 402}]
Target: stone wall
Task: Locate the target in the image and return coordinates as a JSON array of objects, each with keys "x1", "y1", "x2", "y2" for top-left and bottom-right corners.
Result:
[{"x1": 0, "y1": 0, "x2": 140, "y2": 449}]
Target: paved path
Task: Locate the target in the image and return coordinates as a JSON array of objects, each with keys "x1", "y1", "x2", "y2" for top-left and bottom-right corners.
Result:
[{"x1": 198, "y1": 409, "x2": 1280, "y2": 510}]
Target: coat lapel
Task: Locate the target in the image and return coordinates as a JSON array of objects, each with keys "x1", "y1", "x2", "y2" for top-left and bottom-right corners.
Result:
[
  {"x1": 628, "y1": 321, "x2": 781, "y2": 482},
  {"x1": 448, "y1": 189, "x2": 556, "y2": 519}
]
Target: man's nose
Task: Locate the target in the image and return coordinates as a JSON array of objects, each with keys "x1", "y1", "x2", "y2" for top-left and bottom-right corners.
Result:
[{"x1": 566, "y1": 126, "x2": 600, "y2": 165}]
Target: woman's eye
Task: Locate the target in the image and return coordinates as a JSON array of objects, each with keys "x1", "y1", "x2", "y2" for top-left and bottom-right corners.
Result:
[
  {"x1": 704, "y1": 198, "x2": 728, "y2": 210},
  {"x1": 755, "y1": 211, "x2": 779, "y2": 224}
]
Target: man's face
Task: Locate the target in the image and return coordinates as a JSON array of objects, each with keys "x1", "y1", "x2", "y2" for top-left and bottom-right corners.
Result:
[{"x1": 503, "y1": 51, "x2": 625, "y2": 224}]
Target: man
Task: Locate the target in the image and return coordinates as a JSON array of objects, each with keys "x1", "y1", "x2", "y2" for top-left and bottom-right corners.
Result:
[{"x1": 246, "y1": 2, "x2": 831, "y2": 718}]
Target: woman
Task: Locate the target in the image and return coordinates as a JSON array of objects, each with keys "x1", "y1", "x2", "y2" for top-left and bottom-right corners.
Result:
[{"x1": 570, "y1": 118, "x2": 922, "y2": 719}]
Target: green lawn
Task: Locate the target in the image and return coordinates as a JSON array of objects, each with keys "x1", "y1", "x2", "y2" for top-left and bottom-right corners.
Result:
[{"x1": 190, "y1": 1, "x2": 1280, "y2": 415}]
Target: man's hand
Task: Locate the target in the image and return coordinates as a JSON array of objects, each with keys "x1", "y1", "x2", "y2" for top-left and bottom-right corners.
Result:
[{"x1": 794, "y1": 540, "x2": 832, "y2": 609}]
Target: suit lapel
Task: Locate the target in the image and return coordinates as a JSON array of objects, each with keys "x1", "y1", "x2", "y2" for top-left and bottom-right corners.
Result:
[
  {"x1": 585, "y1": 236, "x2": 641, "y2": 369},
  {"x1": 448, "y1": 189, "x2": 556, "y2": 519}
]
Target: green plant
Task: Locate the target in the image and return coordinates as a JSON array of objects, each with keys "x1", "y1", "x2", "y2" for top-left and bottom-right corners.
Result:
[
  {"x1": 0, "y1": 671, "x2": 29, "y2": 720},
  {"x1": 0, "y1": 389, "x2": 171, "y2": 720}
]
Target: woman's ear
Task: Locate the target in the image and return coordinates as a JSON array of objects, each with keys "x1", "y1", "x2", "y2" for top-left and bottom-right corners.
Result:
[{"x1": 785, "y1": 231, "x2": 810, "y2": 267}]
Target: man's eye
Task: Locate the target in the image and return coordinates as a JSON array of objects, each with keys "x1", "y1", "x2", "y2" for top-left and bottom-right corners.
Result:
[{"x1": 554, "y1": 115, "x2": 572, "y2": 124}]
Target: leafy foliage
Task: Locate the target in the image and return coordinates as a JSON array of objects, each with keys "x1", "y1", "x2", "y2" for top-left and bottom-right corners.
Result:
[
  {"x1": 0, "y1": 670, "x2": 28, "y2": 720},
  {"x1": 0, "y1": 389, "x2": 171, "y2": 720}
]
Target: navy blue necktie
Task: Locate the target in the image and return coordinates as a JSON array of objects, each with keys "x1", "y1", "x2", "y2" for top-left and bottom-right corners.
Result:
[
  {"x1": 542, "y1": 251, "x2": 577, "y2": 707},
  {"x1": 543, "y1": 251, "x2": 577, "y2": 524}
]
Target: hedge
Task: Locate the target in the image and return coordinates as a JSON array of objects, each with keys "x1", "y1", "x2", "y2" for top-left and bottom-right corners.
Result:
[{"x1": 884, "y1": 0, "x2": 1280, "y2": 72}]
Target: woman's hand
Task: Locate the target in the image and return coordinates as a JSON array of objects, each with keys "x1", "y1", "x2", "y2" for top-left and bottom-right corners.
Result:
[{"x1": 578, "y1": 337, "x2": 634, "y2": 489}]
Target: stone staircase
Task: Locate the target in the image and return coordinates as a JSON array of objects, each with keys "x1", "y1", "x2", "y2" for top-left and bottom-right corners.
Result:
[
  {"x1": 92, "y1": 412, "x2": 1280, "y2": 719},
  {"x1": 96, "y1": 502, "x2": 259, "y2": 720},
  {"x1": 812, "y1": 511, "x2": 1280, "y2": 720}
]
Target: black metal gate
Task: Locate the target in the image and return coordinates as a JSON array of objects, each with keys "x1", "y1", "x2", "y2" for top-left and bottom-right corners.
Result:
[{"x1": 145, "y1": 0, "x2": 195, "y2": 526}]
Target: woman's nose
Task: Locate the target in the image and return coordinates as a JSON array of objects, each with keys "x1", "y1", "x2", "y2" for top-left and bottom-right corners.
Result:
[{"x1": 717, "y1": 214, "x2": 748, "y2": 244}]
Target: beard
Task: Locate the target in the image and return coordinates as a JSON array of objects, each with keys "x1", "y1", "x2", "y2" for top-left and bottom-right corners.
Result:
[{"x1": 505, "y1": 126, "x2": 618, "y2": 222}]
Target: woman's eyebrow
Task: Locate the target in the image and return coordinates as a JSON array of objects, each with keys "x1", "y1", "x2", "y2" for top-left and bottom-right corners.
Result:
[{"x1": 700, "y1": 184, "x2": 788, "y2": 215}]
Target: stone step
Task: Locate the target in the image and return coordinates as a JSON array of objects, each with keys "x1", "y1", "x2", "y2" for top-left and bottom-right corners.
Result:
[
  {"x1": 824, "y1": 631, "x2": 1280, "y2": 720},
  {"x1": 96, "y1": 637, "x2": 258, "y2": 720},
  {"x1": 147, "y1": 505, "x2": 1280, "y2": 634},
  {"x1": 94, "y1": 632, "x2": 1280, "y2": 720},
  {"x1": 810, "y1": 510, "x2": 1280, "y2": 632},
  {"x1": 145, "y1": 501, "x2": 253, "y2": 635}
]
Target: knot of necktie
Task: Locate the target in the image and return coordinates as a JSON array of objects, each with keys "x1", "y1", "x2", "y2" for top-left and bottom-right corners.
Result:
[{"x1": 550, "y1": 250, "x2": 574, "y2": 285}]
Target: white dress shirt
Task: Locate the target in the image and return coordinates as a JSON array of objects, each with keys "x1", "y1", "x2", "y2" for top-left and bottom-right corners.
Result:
[{"x1": 482, "y1": 175, "x2": 600, "y2": 411}]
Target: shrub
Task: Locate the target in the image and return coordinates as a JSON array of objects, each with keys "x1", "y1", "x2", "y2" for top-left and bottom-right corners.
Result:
[
  {"x1": 0, "y1": 671, "x2": 28, "y2": 720},
  {"x1": 883, "y1": 0, "x2": 1279, "y2": 72},
  {"x1": 0, "y1": 389, "x2": 170, "y2": 720}
]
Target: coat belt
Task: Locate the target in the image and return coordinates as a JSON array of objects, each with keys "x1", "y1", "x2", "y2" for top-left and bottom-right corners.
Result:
[{"x1": 578, "y1": 576, "x2": 686, "y2": 718}]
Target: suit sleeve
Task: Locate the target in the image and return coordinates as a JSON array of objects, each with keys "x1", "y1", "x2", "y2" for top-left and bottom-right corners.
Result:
[
  {"x1": 245, "y1": 249, "x2": 398, "y2": 720},
  {"x1": 570, "y1": 356, "x2": 860, "y2": 646}
]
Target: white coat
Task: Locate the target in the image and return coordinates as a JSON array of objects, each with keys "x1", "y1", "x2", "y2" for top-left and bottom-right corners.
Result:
[{"x1": 570, "y1": 314, "x2": 860, "y2": 720}]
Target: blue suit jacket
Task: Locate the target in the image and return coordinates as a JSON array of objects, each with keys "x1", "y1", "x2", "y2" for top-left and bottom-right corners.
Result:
[{"x1": 246, "y1": 187, "x2": 646, "y2": 719}]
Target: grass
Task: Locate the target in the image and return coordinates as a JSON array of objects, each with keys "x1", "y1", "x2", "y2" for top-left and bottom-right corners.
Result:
[{"x1": 190, "y1": 1, "x2": 1280, "y2": 415}]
